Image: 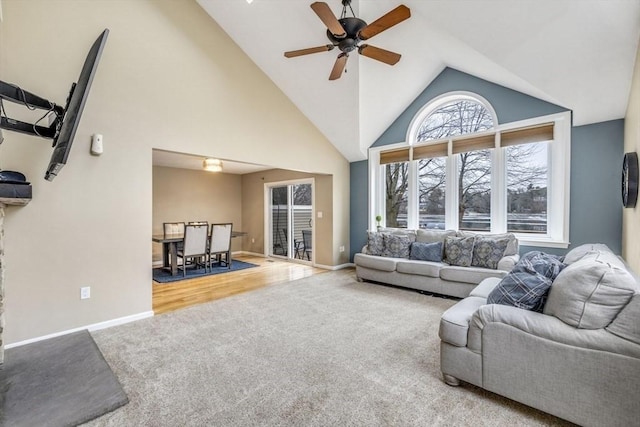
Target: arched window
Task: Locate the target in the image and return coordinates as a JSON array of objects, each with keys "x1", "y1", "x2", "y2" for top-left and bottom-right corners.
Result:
[
  {"x1": 370, "y1": 92, "x2": 571, "y2": 248},
  {"x1": 416, "y1": 98, "x2": 495, "y2": 142},
  {"x1": 412, "y1": 96, "x2": 496, "y2": 230}
]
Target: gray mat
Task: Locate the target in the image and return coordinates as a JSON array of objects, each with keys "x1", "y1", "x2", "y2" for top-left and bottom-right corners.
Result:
[{"x1": 1, "y1": 330, "x2": 128, "y2": 427}]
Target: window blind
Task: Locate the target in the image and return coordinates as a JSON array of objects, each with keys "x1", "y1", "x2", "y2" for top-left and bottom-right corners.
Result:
[
  {"x1": 380, "y1": 148, "x2": 410, "y2": 164},
  {"x1": 413, "y1": 142, "x2": 448, "y2": 160},
  {"x1": 452, "y1": 133, "x2": 495, "y2": 154},
  {"x1": 501, "y1": 123, "x2": 554, "y2": 147}
]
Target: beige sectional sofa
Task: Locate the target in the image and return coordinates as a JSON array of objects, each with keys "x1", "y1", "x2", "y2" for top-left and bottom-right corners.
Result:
[
  {"x1": 354, "y1": 228, "x2": 520, "y2": 298},
  {"x1": 439, "y1": 244, "x2": 640, "y2": 426}
]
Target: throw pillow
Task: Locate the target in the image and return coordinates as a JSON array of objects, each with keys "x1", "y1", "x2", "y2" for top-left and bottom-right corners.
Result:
[
  {"x1": 381, "y1": 233, "x2": 412, "y2": 258},
  {"x1": 471, "y1": 237, "x2": 510, "y2": 269},
  {"x1": 409, "y1": 241, "x2": 443, "y2": 262},
  {"x1": 457, "y1": 230, "x2": 519, "y2": 256},
  {"x1": 487, "y1": 251, "x2": 566, "y2": 312},
  {"x1": 543, "y1": 250, "x2": 637, "y2": 329},
  {"x1": 443, "y1": 236, "x2": 475, "y2": 267},
  {"x1": 366, "y1": 232, "x2": 385, "y2": 256}
]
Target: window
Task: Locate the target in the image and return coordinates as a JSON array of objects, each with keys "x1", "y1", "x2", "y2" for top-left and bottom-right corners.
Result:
[{"x1": 370, "y1": 93, "x2": 571, "y2": 248}]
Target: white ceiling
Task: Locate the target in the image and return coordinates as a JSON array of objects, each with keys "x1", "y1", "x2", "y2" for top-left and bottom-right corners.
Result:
[{"x1": 196, "y1": 0, "x2": 640, "y2": 163}]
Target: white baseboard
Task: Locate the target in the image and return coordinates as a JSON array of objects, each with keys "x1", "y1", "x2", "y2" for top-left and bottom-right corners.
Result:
[
  {"x1": 314, "y1": 262, "x2": 354, "y2": 270},
  {"x1": 5, "y1": 310, "x2": 154, "y2": 349}
]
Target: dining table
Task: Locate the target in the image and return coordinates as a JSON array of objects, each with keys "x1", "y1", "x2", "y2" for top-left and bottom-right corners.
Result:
[{"x1": 152, "y1": 230, "x2": 247, "y2": 276}]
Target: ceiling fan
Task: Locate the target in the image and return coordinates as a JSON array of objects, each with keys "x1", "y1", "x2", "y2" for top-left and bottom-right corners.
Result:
[{"x1": 284, "y1": 0, "x2": 411, "y2": 81}]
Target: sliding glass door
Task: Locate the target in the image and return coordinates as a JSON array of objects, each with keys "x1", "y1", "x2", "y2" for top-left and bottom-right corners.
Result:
[{"x1": 268, "y1": 181, "x2": 313, "y2": 262}]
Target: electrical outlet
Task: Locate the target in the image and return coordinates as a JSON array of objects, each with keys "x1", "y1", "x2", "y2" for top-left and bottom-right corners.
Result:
[
  {"x1": 339, "y1": 246, "x2": 345, "y2": 252},
  {"x1": 251, "y1": 238, "x2": 255, "y2": 243},
  {"x1": 80, "y1": 286, "x2": 91, "y2": 300}
]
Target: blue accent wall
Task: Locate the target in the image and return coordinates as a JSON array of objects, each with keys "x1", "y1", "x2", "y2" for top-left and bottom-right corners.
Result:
[
  {"x1": 349, "y1": 67, "x2": 624, "y2": 260},
  {"x1": 373, "y1": 67, "x2": 567, "y2": 147},
  {"x1": 350, "y1": 160, "x2": 369, "y2": 260}
]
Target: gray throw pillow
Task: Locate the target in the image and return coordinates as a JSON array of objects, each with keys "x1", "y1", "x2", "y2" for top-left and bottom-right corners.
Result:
[
  {"x1": 444, "y1": 236, "x2": 475, "y2": 267},
  {"x1": 381, "y1": 234, "x2": 412, "y2": 258},
  {"x1": 487, "y1": 251, "x2": 566, "y2": 312},
  {"x1": 471, "y1": 237, "x2": 510, "y2": 269},
  {"x1": 409, "y1": 241, "x2": 443, "y2": 262},
  {"x1": 544, "y1": 251, "x2": 638, "y2": 329},
  {"x1": 366, "y1": 232, "x2": 385, "y2": 256}
]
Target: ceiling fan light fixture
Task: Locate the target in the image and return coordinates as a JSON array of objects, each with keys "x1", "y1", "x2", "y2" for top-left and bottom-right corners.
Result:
[
  {"x1": 284, "y1": 1, "x2": 411, "y2": 80},
  {"x1": 203, "y1": 158, "x2": 223, "y2": 172}
]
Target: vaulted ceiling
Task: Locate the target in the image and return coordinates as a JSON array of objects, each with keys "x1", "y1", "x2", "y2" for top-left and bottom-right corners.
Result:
[{"x1": 196, "y1": 0, "x2": 640, "y2": 162}]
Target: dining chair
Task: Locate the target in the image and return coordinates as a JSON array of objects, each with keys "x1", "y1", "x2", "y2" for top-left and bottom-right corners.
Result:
[
  {"x1": 208, "y1": 223, "x2": 233, "y2": 270},
  {"x1": 163, "y1": 222, "x2": 185, "y2": 237},
  {"x1": 177, "y1": 223, "x2": 208, "y2": 276},
  {"x1": 301, "y1": 229, "x2": 312, "y2": 261}
]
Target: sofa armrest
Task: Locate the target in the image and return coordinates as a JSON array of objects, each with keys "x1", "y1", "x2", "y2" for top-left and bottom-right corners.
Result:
[
  {"x1": 497, "y1": 254, "x2": 519, "y2": 272},
  {"x1": 467, "y1": 304, "x2": 640, "y2": 358}
]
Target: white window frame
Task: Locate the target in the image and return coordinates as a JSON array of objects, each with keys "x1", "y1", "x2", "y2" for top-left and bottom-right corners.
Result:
[{"x1": 368, "y1": 93, "x2": 571, "y2": 249}]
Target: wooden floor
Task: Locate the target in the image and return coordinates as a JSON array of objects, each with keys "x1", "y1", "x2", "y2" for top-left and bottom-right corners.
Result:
[{"x1": 152, "y1": 254, "x2": 328, "y2": 315}]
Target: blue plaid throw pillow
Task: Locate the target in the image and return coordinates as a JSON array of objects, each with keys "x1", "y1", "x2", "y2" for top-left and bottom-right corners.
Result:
[{"x1": 488, "y1": 251, "x2": 566, "y2": 312}]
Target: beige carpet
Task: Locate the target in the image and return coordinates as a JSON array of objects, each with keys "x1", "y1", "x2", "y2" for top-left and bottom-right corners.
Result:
[{"x1": 86, "y1": 269, "x2": 573, "y2": 426}]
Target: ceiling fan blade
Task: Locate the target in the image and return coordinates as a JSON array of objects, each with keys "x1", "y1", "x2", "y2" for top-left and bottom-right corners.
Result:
[
  {"x1": 284, "y1": 45, "x2": 334, "y2": 58},
  {"x1": 329, "y1": 53, "x2": 348, "y2": 80},
  {"x1": 358, "y1": 44, "x2": 401, "y2": 65},
  {"x1": 311, "y1": 2, "x2": 346, "y2": 38},
  {"x1": 358, "y1": 5, "x2": 411, "y2": 41}
]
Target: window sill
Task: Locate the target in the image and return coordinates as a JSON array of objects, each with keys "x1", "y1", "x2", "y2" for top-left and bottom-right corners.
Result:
[{"x1": 515, "y1": 235, "x2": 569, "y2": 249}]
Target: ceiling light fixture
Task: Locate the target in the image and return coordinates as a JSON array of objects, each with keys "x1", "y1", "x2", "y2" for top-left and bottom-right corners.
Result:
[{"x1": 203, "y1": 158, "x2": 223, "y2": 172}]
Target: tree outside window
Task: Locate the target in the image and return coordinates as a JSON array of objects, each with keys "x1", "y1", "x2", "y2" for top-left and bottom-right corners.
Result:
[{"x1": 383, "y1": 97, "x2": 549, "y2": 233}]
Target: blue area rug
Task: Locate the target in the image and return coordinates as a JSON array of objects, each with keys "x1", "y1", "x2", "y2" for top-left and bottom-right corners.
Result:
[{"x1": 153, "y1": 260, "x2": 258, "y2": 283}]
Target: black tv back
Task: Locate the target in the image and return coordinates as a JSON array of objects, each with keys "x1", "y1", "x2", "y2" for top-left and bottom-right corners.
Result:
[{"x1": 45, "y1": 29, "x2": 109, "y2": 181}]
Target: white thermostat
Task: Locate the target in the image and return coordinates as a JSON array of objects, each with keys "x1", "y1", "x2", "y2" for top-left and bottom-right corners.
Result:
[{"x1": 91, "y1": 134, "x2": 103, "y2": 155}]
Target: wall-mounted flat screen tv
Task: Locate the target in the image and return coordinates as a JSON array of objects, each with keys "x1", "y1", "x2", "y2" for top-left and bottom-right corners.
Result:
[{"x1": 45, "y1": 29, "x2": 109, "y2": 181}]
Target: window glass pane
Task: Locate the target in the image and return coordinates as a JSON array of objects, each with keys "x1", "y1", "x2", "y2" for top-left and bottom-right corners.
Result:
[
  {"x1": 385, "y1": 162, "x2": 408, "y2": 228},
  {"x1": 417, "y1": 100, "x2": 494, "y2": 142},
  {"x1": 418, "y1": 157, "x2": 446, "y2": 229},
  {"x1": 506, "y1": 142, "x2": 548, "y2": 233},
  {"x1": 458, "y1": 150, "x2": 492, "y2": 231}
]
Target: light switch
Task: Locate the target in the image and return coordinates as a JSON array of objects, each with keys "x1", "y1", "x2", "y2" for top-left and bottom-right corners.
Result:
[{"x1": 317, "y1": 211, "x2": 323, "y2": 218}]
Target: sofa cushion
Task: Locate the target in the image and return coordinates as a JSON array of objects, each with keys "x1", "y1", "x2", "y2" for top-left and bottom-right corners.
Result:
[
  {"x1": 440, "y1": 265, "x2": 507, "y2": 284},
  {"x1": 354, "y1": 253, "x2": 398, "y2": 272},
  {"x1": 415, "y1": 229, "x2": 456, "y2": 244},
  {"x1": 366, "y1": 231, "x2": 386, "y2": 256},
  {"x1": 563, "y1": 243, "x2": 612, "y2": 264},
  {"x1": 381, "y1": 233, "x2": 412, "y2": 258},
  {"x1": 487, "y1": 252, "x2": 566, "y2": 312},
  {"x1": 457, "y1": 231, "x2": 518, "y2": 256},
  {"x1": 606, "y1": 294, "x2": 640, "y2": 345},
  {"x1": 444, "y1": 236, "x2": 475, "y2": 267},
  {"x1": 396, "y1": 260, "x2": 441, "y2": 277},
  {"x1": 544, "y1": 251, "x2": 639, "y2": 329},
  {"x1": 409, "y1": 241, "x2": 443, "y2": 262},
  {"x1": 470, "y1": 277, "x2": 502, "y2": 299},
  {"x1": 471, "y1": 237, "x2": 510, "y2": 269}
]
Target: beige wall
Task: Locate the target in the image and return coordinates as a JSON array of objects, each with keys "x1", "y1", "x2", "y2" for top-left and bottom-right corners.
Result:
[
  {"x1": 624, "y1": 43, "x2": 640, "y2": 273},
  {"x1": 152, "y1": 166, "x2": 243, "y2": 260},
  {"x1": 241, "y1": 169, "x2": 348, "y2": 267},
  {"x1": 0, "y1": 0, "x2": 349, "y2": 344}
]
